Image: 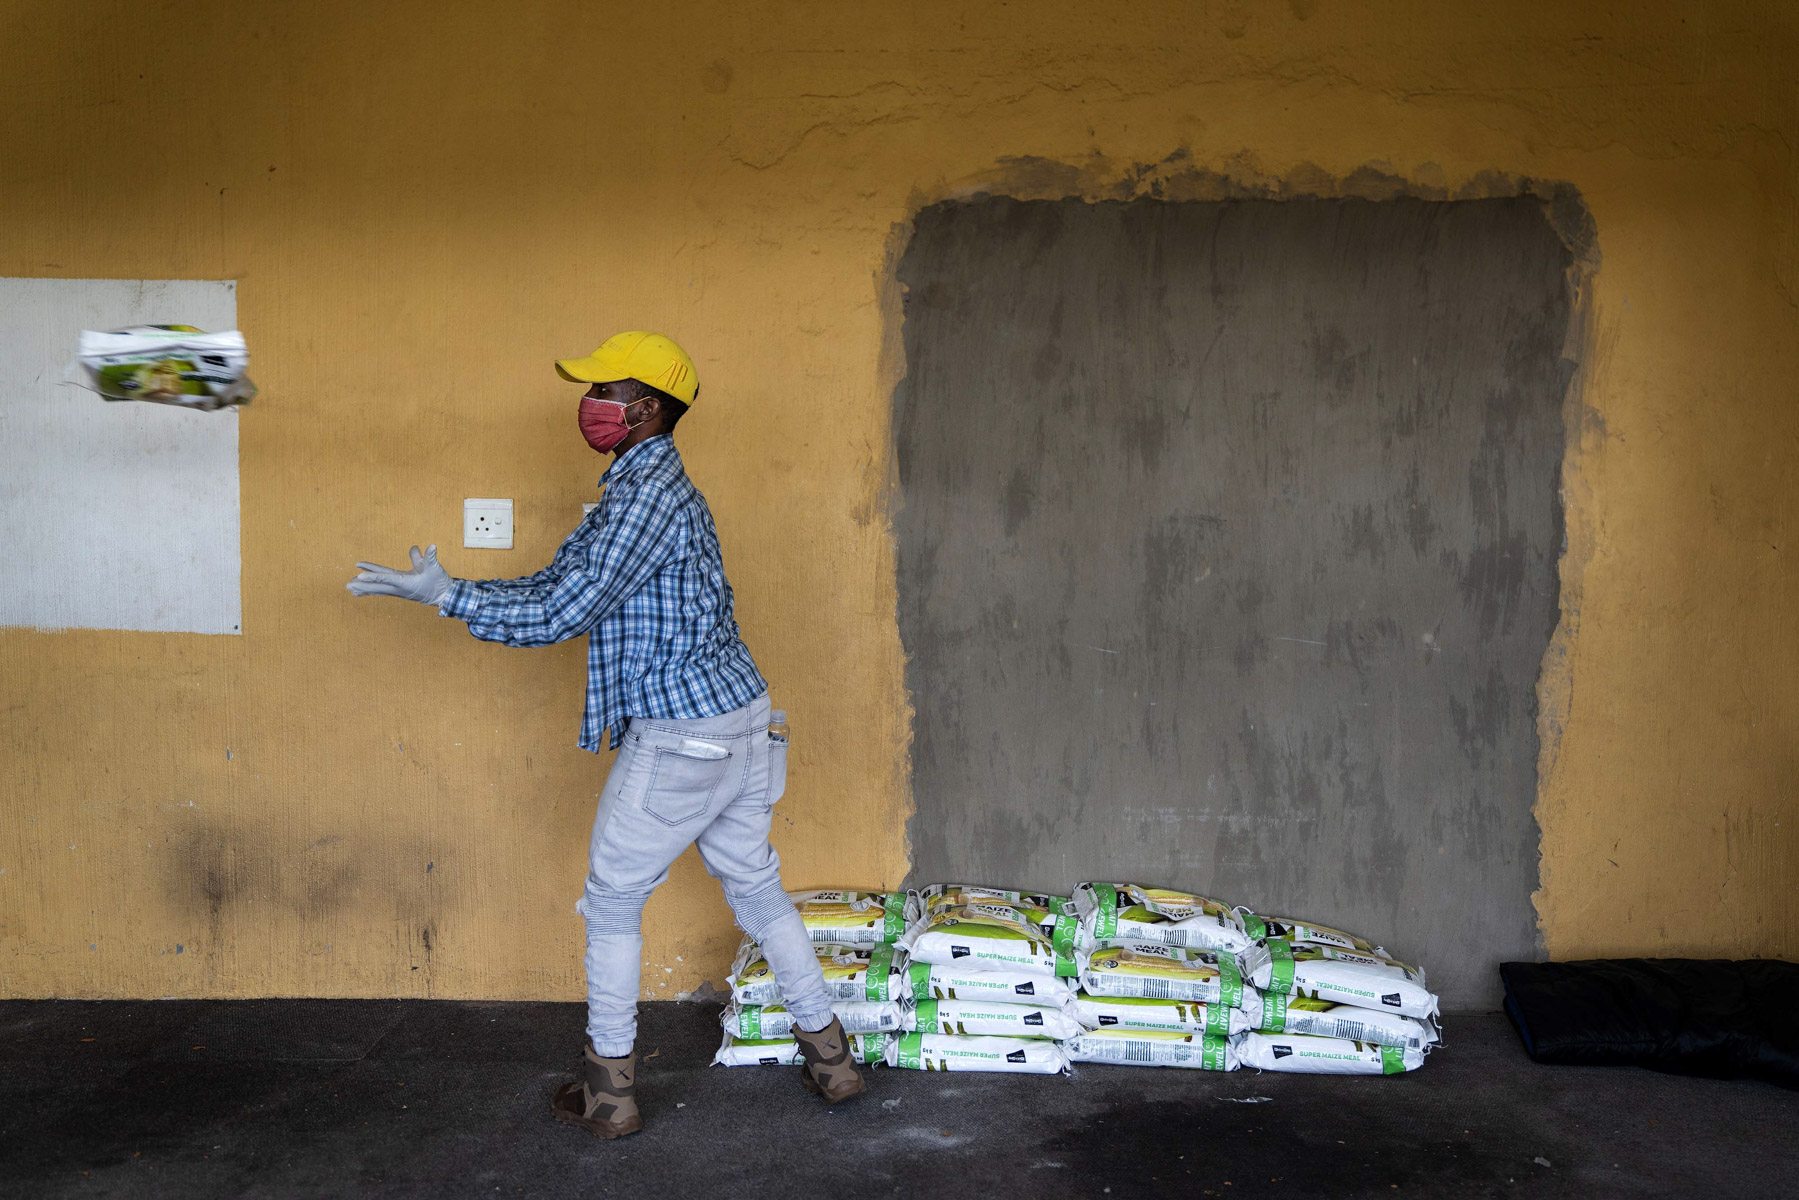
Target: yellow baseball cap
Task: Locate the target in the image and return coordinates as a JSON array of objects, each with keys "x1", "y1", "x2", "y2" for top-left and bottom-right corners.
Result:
[{"x1": 555, "y1": 331, "x2": 698, "y2": 404}]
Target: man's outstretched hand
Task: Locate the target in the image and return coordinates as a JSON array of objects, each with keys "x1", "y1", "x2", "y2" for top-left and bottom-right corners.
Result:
[{"x1": 347, "y1": 544, "x2": 453, "y2": 606}]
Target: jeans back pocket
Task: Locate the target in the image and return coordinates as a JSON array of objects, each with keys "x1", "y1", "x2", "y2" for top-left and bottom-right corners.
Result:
[{"x1": 641, "y1": 737, "x2": 736, "y2": 826}]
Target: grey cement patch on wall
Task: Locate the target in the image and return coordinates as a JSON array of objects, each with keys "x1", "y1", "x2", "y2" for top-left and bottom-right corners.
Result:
[{"x1": 894, "y1": 196, "x2": 1572, "y2": 1008}]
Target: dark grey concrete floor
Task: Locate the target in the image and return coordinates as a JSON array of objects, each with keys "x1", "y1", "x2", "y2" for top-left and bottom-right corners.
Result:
[{"x1": 2, "y1": 1001, "x2": 1795, "y2": 1199}]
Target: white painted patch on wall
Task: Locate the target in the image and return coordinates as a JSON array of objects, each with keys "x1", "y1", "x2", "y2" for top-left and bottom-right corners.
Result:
[{"x1": 0, "y1": 278, "x2": 242, "y2": 634}]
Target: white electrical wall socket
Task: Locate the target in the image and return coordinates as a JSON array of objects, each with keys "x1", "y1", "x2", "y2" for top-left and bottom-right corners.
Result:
[{"x1": 463, "y1": 498, "x2": 513, "y2": 549}]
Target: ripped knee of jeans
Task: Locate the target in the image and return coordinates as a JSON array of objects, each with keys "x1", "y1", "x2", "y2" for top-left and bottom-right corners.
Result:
[
  {"x1": 576, "y1": 884, "x2": 650, "y2": 937},
  {"x1": 725, "y1": 879, "x2": 798, "y2": 945}
]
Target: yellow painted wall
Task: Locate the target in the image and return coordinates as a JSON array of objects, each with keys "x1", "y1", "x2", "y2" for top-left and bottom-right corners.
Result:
[{"x1": 2, "y1": 1, "x2": 1793, "y2": 1000}]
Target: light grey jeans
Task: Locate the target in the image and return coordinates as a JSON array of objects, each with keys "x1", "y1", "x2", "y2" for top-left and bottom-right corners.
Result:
[{"x1": 575, "y1": 693, "x2": 833, "y2": 1056}]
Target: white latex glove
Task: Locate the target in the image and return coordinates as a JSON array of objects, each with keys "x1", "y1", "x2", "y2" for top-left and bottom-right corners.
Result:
[{"x1": 347, "y1": 544, "x2": 453, "y2": 606}]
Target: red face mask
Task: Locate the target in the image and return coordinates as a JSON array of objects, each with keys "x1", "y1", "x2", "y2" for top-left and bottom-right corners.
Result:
[{"x1": 578, "y1": 397, "x2": 645, "y2": 454}]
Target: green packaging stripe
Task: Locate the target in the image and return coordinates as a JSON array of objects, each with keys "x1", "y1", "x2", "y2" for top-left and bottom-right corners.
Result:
[
  {"x1": 897, "y1": 1031, "x2": 923, "y2": 1069},
  {"x1": 1219, "y1": 953, "x2": 1243, "y2": 1008},
  {"x1": 1241, "y1": 913, "x2": 1268, "y2": 941},
  {"x1": 744, "y1": 1007, "x2": 762, "y2": 1039},
  {"x1": 1380, "y1": 1045, "x2": 1403, "y2": 1075},
  {"x1": 1201, "y1": 1033, "x2": 1228, "y2": 1071},
  {"x1": 1205, "y1": 1003, "x2": 1229, "y2": 1037},
  {"x1": 1267, "y1": 939, "x2": 1295, "y2": 994},
  {"x1": 882, "y1": 893, "x2": 907, "y2": 942},
  {"x1": 906, "y1": 962, "x2": 931, "y2": 1000},
  {"x1": 1094, "y1": 883, "x2": 1119, "y2": 939},
  {"x1": 914, "y1": 999, "x2": 940, "y2": 1033},
  {"x1": 1258, "y1": 991, "x2": 1289, "y2": 1031},
  {"x1": 868, "y1": 946, "x2": 894, "y2": 1000},
  {"x1": 1055, "y1": 949, "x2": 1078, "y2": 978},
  {"x1": 1052, "y1": 914, "x2": 1076, "y2": 960}
]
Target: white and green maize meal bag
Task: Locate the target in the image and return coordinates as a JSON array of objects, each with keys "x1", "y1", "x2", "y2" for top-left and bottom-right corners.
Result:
[
  {"x1": 1247, "y1": 992, "x2": 1439, "y2": 1050},
  {"x1": 1235, "y1": 911, "x2": 1392, "y2": 959},
  {"x1": 1235, "y1": 1031, "x2": 1426, "y2": 1074},
  {"x1": 77, "y1": 326, "x2": 256, "y2": 410},
  {"x1": 885, "y1": 1032, "x2": 1069, "y2": 1074},
  {"x1": 790, "y1": 889, "x2": 919, "y2": 948},
  {"x1": 722, "y1": 1000, "x2": 903, "y2": 1040},
  {"x1": 712, "y1": 1030, "x2": 891, "y2": 1068},
  {"x1": 728, "y1": 940, "x2": 909, "y2": 1007},
  {"x1": 921, "y1": 887, "x2": 1078, "y2": 938},
  {"x1": 1243, "y1": 940, "x2": 1438, "y2": 1021},
  {"x1": 920, "y1": 885, "x2": 1072, "y2": 913},
  {"x1": 1073, "y1": 882, "x2": 1254, "y2": 955},
  {"x1": 1071, "y1": 992, "x2": 1253, "y2": 1037},
  {"x1": 1078, "y1": 943, "x2": 1255, "y2": 1007},
  {"x1": 907, "y1": 997, "x2": 1083, "y2": 1040},
  {"x1": 901, "y1": 908, "x2": 1077, "y2": 979},
  {"x1": 1063, "y1": 1028, "x2": 1240, "y2": 1071},
  {"x1": 905, "y1": 960, "x2": 1078, "y2": 1005}
]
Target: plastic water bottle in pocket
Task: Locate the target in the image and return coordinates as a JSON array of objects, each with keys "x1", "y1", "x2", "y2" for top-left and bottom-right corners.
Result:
[{"x1": 766, "y1": 710, "x2": 789, "y2": 805}]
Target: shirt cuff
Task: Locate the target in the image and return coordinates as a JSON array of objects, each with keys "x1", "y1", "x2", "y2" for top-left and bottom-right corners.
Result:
[{"x1": 438, "y1": 578, "x2": 483, "y2": 621}]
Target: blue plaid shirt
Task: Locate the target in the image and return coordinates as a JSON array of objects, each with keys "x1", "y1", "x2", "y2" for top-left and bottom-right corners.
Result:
[{"x1": 439, "y1": 435, "x2": 768, "y2": 751}]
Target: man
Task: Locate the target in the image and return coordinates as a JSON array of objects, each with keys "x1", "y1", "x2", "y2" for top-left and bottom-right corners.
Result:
[{"x1": 347, "y1": 331, "x2": 864, "y2": 1138}]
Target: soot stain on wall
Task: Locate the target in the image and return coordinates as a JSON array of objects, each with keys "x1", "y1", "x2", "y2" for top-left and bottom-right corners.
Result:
[
  {"x1": 164, "y1": 824, "x2": 453, "y2": 969},
  {"x1": 894, "y1": 194, "x2": 1573, "y2": 1006}
]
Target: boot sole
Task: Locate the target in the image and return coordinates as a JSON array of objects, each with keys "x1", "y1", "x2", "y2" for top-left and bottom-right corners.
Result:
[
  {"x1": 550, "y1": 1081, "x2": 643, "y2": 1138},
  {"x1": 802, "y1": 1068, "x2": 867, "y2": 1104}
]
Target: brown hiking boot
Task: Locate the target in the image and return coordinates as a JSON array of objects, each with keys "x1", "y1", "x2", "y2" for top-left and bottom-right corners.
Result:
[
  {"x1": 792, "y1": 1015, "x2": 866, "y2": 1103},
  {"x1": 550, "y1": 1044, "x2": 642, "y2": 1138}
]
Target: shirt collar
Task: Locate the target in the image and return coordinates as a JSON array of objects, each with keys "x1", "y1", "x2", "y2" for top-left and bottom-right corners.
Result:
[{"x1": 600, "y1": 434, "x2": 676, "y2": 487}]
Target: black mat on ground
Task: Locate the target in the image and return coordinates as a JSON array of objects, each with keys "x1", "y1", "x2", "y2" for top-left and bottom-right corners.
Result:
[
  {"x1": 1501, "y1": 958, "x2": 1799, "y2": 1088},
  {"x1": 4, "y1": 1000, "x2": 1799, "y2": 1198}
]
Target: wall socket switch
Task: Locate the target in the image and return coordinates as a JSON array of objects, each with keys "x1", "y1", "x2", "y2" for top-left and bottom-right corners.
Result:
[{"x1": 463, "y1": 498, "x2": 513, "y2": 549}]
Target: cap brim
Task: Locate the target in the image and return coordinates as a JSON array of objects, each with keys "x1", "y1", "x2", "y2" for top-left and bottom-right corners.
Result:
[{"x1": 555, "y1": 356, "x2": 630, "y2": 384}]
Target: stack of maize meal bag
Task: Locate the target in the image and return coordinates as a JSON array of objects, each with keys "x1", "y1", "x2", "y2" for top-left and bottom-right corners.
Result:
[
  {"x1": 887, "y1": 886, "x2": 1077, "y2": 1073},
  {"x1": 1232, "y1": 910, "x2": 1439, "y2": 1074},
  {"x1": 713, "y1": 890, "x2": 912, "y2": 1068},
  {"x1": 1063, "y1": 884, "x2": 1439, "y2": 1074},
  {"x1": 711, "y1": 885, "x2": 1441, "y2": 1077},
  {"x1": 1063, "y1": 882, "x2": 1254, "y2": 1071}
]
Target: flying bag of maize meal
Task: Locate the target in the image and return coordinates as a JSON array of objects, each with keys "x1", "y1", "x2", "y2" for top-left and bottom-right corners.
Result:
[
  {"x1": 77, "y1": 326, "x2": 256, "y2": 410},
  {"x1": 885, "y1": 1031, "x2": 1069, "y2": 1074},
  {"x1": 1247, "y1": 991, "x2": 1439, "y2": 1051},
  {"x1": 1071, "y1": 992, "x2": 1253, "y2": 1037},
  {"x1": 1242, "y1": 940, "x2": 1438, "y2": 1021},
  {"x1": 722, "y1": 999, "x2": 904, "y2": 1040},
  {"x1": 712, "y1": 1030, "x2": 891, "y2": 1068},
  {"x1": 728, "y1": 940, "x2": 909, "y2": 1006},
  {"x1": 903, "y1": 909, "x2": 1077, "y2": 979},
  {"x1": 905, "y1": 960, "x2": 1078, "y2": 1005},
  {"x1": 1064, "y1": 1028, "x2": 1239, "y2": 1071},
  {"x1": 1236, "y1": 910, "x2": 1391, "y2": 959},
  {"x1": 1072, "y1": 882, "x2": 1254, "y2": 955},
  {"x1": 1080, "y1": 943, "x2": 1254, "y2": 1008},
  {"x1": 789, "y1": 889, "x2": 918, "y2": 947},
  {"x1": 908, "y1": 997, "x2": 1083, "y2": 1040},
  {"x1": 1235, "y1": 1031, "x2": 1425, "y2": 1075}
]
